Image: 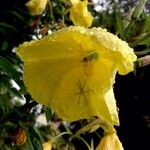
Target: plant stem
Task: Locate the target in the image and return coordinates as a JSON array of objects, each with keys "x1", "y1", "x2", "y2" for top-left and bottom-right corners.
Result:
[{"x1": 136, "y1": 55, "x2": 150, "y2": 68}]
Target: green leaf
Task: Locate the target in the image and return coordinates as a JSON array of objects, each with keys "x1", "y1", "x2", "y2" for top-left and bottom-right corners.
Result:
[
  {"x1": 123, "y1": 20, "x2": 136, "y2": 40},
  {"x1": 115, "y1": 10, "x2": 124, "y2": 39},
  {"x1": 0, "y1": 93, "x2": 13, "y2": 116},
  {"x1": 1, "y1": 41, "x2": 8, "y2": 51},
  {"x1": 0, "y1": 22, "x2": 18, "y2": 32},
  {"x1": 28, "y1": 127, "x2": 43, "y2": 150},
  {"x1": 130, "y1": 32, "x2": 150, "y2": 47},
  {"x1": 142, "y1": 16, "x2": 150, "y2": 33},
  {"x1": 0, "y1": 29, "x2": 9, "y2": 38},
  {"x1": 2, "y1": 145, "x2": 12, "y2": 150},
  {"x1": 0, "y1": 56, "x2": 23, "y2": 88},
  {"x1": 0, "y1": 145, "x2": 4, "y2": 150},
  {"x1": 132, "y1": 0, "x2": 147, "y2": 20},
  {"x1": 3, "y1": 11, "x2": 26, "y2": 23},
  {"x1": 45, "y1": 107, "x2": 52, "y2": 122},
  {"x1": 123, "y1": 7, "x2": 135, "y2": 29},
  {"x1": 32, "y1": 127, "x2": 44, "y2": 142},
  {"x1": 0, "y1": 74, "x2": 22, "y2": 99},
  {"x1": 10, "y1": 87, "x2": 23, "y2": 99},
  {"x1": 135, "y1": 48, "x2": 150, "y2": 55}
]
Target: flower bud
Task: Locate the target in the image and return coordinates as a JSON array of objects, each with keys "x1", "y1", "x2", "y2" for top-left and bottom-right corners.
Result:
[
  {"x1": 96, "y1": 132, "x2": 124, "y2": 150},
  {"x1": 25, "y1": 0, "x2": 48, "y2": 16}
]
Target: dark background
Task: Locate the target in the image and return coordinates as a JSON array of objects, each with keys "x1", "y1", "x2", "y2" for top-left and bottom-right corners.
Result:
[{"x1": 115, "y1": 66, "x2": 150, "y2": 150}]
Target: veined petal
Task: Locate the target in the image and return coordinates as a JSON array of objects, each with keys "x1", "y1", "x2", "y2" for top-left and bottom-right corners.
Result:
[{"x1": 17, "y1": 26, "x2": 136, "y2": 125}]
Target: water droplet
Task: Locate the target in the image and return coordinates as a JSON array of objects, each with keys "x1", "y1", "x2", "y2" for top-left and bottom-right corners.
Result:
[
  {"x1": 117, "y1": 107, "x2": 119, "y2": 112},
  {"x1": 68, "y1": 137, "x2": 73, "y2": 142}
]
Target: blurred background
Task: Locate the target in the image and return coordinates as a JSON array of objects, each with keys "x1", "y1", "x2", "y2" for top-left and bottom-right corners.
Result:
[{"x1": 0, "y1": 0, "x2": 150, "y2": 149}]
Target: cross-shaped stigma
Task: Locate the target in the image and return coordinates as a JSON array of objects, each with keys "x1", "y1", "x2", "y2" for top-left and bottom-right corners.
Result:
[{"x1": 75, "y1": 80, "x2": 93, "y2": 104}]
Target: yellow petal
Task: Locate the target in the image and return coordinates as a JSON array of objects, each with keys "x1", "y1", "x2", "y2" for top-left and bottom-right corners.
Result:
[
  {"x1": 96, "y1": 133, "x2": 124, "y2": 150},
  {"x1": 90, "y1": 27, "x2": 137, "y2": 75},
  {"x1": 70, "y1": 0, "x2": 93, "y2": 27},
  {"x1": 70, "y1": 0, "x2": 79, "y2": 5},
  {"x1": 25, "y1": 0, "x2": 48, "y2": 16},
  {"x1": 42, "y1": 141, "x2": 52, "y2": 150},
  {"x1": 17, "y1": 26, "x2": 136, "y2": 125}
]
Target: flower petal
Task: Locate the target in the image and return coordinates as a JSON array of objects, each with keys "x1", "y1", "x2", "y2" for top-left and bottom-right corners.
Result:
[
  {"x1": 96, "y1": 133, "x2": 124, "y2": 150},
  {"x1": 70, "y1": 0, "x2": 79, "y2": 5},
  {"x1": 17, "y1": 26, "x2": 136, "y2": 125}
]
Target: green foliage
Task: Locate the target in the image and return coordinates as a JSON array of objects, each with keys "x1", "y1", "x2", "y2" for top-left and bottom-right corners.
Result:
[
  {"x1": 45, "y1": 107, "x2": 52, "y2": 122},
  {"x1": 0, "y1": 56, "x2": 23, "y2": 88}
]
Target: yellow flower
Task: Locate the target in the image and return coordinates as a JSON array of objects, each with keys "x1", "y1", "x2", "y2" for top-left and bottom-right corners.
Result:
[
  {"x1": 96, "y1": 132, "x2": 124, "y2": 150},
  {"x1": 25, "y1": 0, "x2": 48, "y2": 16},
  {"x1": 42, "y1": 141, "x2": 52, "y2": 150},
  {"x1": 70, "y1": 0, "x2": 93, "y2": 27},
  {"x1": 17, "y1": 26, "x2": 136, "y2": 125}
]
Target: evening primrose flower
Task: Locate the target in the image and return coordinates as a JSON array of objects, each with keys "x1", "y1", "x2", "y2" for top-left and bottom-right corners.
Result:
[
  {"x1": 96, "y1": 132, "x2": 124, "y2": 150},
  {"x1": 17, "y1": 26, "x2": 136, "y2": 126},
  {"x1": 70, "y1": 0, "x2": 93, "y2": 27},
  {"x1": 25, "y1": 0, "x2": 48, "y2": 16}
]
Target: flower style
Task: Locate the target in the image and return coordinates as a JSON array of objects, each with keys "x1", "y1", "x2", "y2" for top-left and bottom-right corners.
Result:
[
  {"x1": 17, "y1": 26, "x2": 136, "y2": 126},
  {"x1": 70, "y1": 0, "x2": 93, "y2": 27},
  {"x1": 25, "y1": 0, "x2": 48, "y2": 16}
]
